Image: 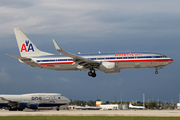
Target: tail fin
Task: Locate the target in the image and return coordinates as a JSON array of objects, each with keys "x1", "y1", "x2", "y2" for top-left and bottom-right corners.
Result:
[
  {"x1": 14, "y1": 28, "x2": 53, "y2": 57},
  {"x1": 129, "y1": 103, "x2": 133, "y2": 107}
]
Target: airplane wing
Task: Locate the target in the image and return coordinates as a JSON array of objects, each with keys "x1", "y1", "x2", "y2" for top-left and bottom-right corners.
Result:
[
  {"x1": 52, "y1": 39, "x2": 100, "y2": 69},
  {"x1": 0, "y1": 97, "x2": 18, "y2": 103},
  {"x1": 0, "y1": 97, "x2": 38, "y2": 109},
  {"x1": 0, "y1": 97, "x2": 33, "y2": 104}
]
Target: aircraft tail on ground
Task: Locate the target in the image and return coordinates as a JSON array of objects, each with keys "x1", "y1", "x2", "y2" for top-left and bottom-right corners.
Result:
[{"x1": 14, "y1": 28, "x2": 53, "y2": 57}]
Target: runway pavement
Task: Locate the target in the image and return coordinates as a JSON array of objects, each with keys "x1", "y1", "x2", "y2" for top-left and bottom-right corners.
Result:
[{"x1": 0, "y1": 110, "x2": 180, "y2": 116}]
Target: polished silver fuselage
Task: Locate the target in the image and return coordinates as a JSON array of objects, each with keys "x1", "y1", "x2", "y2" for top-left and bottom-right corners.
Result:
[{"x1": 21, "y1": 52, "x2": 173, "y2": 72}]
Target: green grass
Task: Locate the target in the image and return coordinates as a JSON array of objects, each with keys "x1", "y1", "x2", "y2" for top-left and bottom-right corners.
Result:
[{"x1": 0, "y1": 116, "x2": 180, "y2": 120}]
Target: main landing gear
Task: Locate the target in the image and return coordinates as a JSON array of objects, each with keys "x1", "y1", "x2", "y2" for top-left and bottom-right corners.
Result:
[
  {"x1": 88, "y1": 69, "x2": 96, "y2": 77},
  {"x1": 155, "y1": 69, "x2": 159, "y2": 74}
]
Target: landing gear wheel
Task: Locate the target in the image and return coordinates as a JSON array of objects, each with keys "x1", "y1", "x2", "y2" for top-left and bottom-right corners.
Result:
[
  {"x1": 18, "y1": 109, "x2": 23, "y2": 111},
  {"x1": 88, "y1": 68, "x2": 96, "y2": 77},
  {"x1": 9, "y1": 108, "x2": 17, "y2": 111},
  {"x1": 155, "y1": 71, "x2": 158, "y2": 74},
  {"x1": 88, "y1": 71, "x2": 92, "y2": 76},
  {"x1": 56, "y1": 107, "x2": 59, "y2": 111},
  {"x1": 92, "y1": 73, "x2": 96, "y2": 77}
]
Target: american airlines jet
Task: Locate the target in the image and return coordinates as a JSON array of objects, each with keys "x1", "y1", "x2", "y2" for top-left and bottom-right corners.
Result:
[
  {"x1": 7, "y1": 28, "x2": 173, "y2": 77},
  {"x1": 0, "y1": 93, "x2": 70, "y2": 111}
]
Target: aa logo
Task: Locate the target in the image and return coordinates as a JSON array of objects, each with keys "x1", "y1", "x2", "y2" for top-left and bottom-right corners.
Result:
[{"x1": 21, "y1": 40, "x2": 34, "y2": 52}]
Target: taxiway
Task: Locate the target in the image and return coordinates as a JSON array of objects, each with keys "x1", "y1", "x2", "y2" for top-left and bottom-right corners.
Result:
[{"x1": 0, "y1": 110, "x2": 180, "y2": 116}]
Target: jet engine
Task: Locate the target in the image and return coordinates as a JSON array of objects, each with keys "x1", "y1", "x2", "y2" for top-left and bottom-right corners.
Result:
[
  {"x1": 17, "y1": 103, "x2": 28, "y2": 108},
  {"x1": 17, "y1": 103, "x2": 38, "y2": 109},
  {"x1": 77, "y1": 65, "x2": 84, "y2": 69},
  {"x1": 99, "y1": 62, "x2": 120, "y2": 73},
  {"x1": 27, "y1": 103, "x2": 38, "y2": 109}
]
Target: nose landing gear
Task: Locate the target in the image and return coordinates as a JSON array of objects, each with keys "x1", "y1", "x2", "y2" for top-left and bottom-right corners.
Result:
[{"x1": 88, "y1": 69, "x2": 96, "y2": 77}]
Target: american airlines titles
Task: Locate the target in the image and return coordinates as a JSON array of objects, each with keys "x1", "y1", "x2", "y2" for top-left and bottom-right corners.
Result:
[{"x1": 115, "y1": 53, "x2": 142, "y2": 57}]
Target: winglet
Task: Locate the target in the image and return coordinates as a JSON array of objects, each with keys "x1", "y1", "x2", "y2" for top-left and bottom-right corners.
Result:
[
  {"x1": 52, "y1": 39, "x2": 99, "y2": 65},
  {"x1": 52, "y1": 39, "x2": 62, "y2": 51}
]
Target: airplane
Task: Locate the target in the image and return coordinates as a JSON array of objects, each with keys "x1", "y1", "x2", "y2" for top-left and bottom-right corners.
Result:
[
  {"x1": 74, "y1": 105, "x2": 102, "y2": 110},
  {"x1": 7, "y1": 28, "x2": 173, "y2": 77},
  {"x1": 0, "y1": 93, "x2": 70, "y2": 111},
  {"x1": 129, "y1": 103, "x2": 145, "y2": 109}
]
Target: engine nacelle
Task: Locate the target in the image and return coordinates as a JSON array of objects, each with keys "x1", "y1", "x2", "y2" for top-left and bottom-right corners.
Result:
[
  {"x1": 18, "y1": 103, "x2": 28, "y2": 108},
  {"x1": 77, "y1": 65, "x2": 84, "y2": 69},
  {"x1": 99, "y1": 62, "x2": 116, "y2": 70},
  {"x1": 27, "y1": 103, "x2": 38, "y2": 109},
  {"x1": 17, "y1": 103, "x2": 38, "y2": 109},
  {"x1": 99, "y1": 62, "x2": 120, "y2": 73}
]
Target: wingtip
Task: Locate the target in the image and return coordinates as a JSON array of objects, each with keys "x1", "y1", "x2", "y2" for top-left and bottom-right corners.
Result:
[
  {"x1": 14, "y1": 28, "x2": 20, "y2": 31},
  {"x1": 52, "y1": 39, "x2": 62, "y2": 50}
]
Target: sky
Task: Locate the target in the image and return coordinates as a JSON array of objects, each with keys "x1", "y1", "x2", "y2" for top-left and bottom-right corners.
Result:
[{"x1": 0, "y1": 0, "x2": 180, "y2": 103}]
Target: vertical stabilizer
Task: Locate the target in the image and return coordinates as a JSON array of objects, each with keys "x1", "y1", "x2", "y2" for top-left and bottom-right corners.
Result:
[
  {"x1": 14, "y1": 28, "x2": 53, "y2": 57},
  {"x1": 129, "y1": 103, "x2": 133, "y2": 107}
]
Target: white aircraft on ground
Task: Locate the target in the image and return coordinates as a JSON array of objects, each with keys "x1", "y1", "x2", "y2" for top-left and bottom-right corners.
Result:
[
  {"x1": 74, "y1": 105, "x2": 102, "y2": 110},
  {"x1": 0, "y1": 93, "x2": 70, "y2": 111},
  {"x1": 7, "y1": 28, "x2": 173, "y2": 77},
  {"x1": 129, "y1": 103, "x2": 145, "y2": 109}
]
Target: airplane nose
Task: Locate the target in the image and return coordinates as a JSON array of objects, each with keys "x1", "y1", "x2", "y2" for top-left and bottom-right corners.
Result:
[
  {"x1": 168, "y1": 58, "x2": 173, "y2": 64},
  {"x1": 66, "y1": 98, "x2": 71, "y2": 103}
]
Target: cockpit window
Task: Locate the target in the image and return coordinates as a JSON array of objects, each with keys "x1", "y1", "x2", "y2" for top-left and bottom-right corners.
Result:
[{"x1": 161, "y1": 55, "x2": 167, "y2": 58}]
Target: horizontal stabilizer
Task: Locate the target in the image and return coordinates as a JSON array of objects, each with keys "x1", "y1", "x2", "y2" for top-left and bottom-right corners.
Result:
[{"x1": 6, "y1": 54, "x2": 31, "y2": 60}]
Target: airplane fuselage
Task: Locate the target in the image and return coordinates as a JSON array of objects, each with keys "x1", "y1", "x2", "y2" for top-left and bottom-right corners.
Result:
[
  {"x1": 23, "y1": 52, "x2": 173, "y2": 73},
  {"x1": 0, "y1": 93, "x2": 70, "y2": 111}
]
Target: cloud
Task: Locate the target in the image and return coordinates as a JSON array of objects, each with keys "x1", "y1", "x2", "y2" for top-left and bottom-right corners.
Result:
[
  {"x1": 0, "y1": 0, "x2": 180, "y2": 38},
  {"x1": 35, "y1": 75, "x2": 44, "y2": 82},
  {"x1": 58, "y1": 77, "x2": 71, "y2": 83},
  {"x1": 0, "y1": 68, "x2": 11, "y2": 83},
  {"x1": 0, "y1": 0, "x2": 36, "y2": 8}
]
